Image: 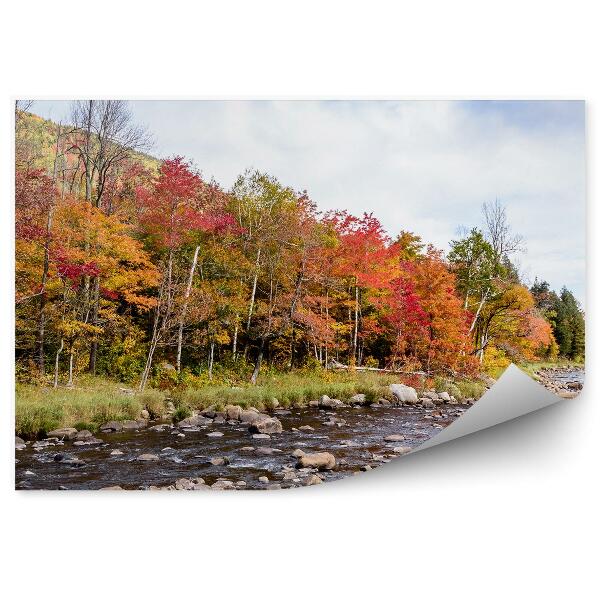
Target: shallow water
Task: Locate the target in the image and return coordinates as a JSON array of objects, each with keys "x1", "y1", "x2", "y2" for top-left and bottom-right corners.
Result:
[
  {"x1": 548, "y1": 368, "x2": 584, "y2": 385},
  {"x1": 15, "y1": 404, "x2": 466, "y2": 490}
]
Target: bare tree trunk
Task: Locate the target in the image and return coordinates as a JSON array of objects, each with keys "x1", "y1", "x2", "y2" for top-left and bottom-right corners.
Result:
[
  {"x1": 53, "y1": 338, "x2": 64, "y2": 388},
  {"x1": 469, "y1": 288, "x2": 489, "y2": 334},
  {"x1": 139, "y1": 297, "x2": 162, "y2": 391},
  {"x1": 232, "y1": 322, "x2": 239, "y2": 361},
  {"x1": 176, "y1": 245, "x2": 200, "y2": 373},
  {"x1": 208, "y1": 341, "x2": 215, "y2": 380},
  {"x1": 67, "y1": 346, "x2": 75, "y2": 387},
  {"x1": 247, "y1": 248, "x2": 261, "y2": 330}
]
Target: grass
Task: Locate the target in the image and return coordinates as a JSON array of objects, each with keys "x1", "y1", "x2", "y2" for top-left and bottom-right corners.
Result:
[
  {"x1": 15, "y1": 376, "x2": 167, "y2": 439},
  {"x1": 171, "y1": 370, "x2": 404, "y2": 413},
  {"x1": 15, "y1": 369, "x2": 489, "y2": 438}
]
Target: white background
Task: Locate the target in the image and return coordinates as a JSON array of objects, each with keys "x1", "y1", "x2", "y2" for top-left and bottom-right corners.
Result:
[{"x1": 0, "y1": 2, "x2": 597, "y2": 599}]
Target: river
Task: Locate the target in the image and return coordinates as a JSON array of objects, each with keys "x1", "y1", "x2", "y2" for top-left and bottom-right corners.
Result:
[{"x1": 15, "y1": 404, "x2": 466, "y2": 490}]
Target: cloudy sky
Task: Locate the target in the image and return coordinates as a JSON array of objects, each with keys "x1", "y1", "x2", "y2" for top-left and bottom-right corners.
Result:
[{"x1": 29, "y1": 100, "x2": 586, "y2": 304}]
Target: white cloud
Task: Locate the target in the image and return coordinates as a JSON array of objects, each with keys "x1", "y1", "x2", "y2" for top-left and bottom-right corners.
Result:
[{"x1": 28, "y1": 100, "x2": 586, "y2": 304}]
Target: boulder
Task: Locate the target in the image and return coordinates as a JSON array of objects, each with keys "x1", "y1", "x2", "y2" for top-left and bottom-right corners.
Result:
[
  {"x1": 389, "y1": 384, "x2": 419, "y2": 404},
  {"x1": 100, "y1": 421, "x2": 123, "y2": 432},
  {"x1": 298, "y1": 425, "x2": 314, "y2": 432},
  {"x1": 249, "y1": 417, "x2": 283, "y2": 434},
  {"x1": 15, "y1": 436, "x2": 26, "y2": 449},
  {"x1": 392, "y1": 446, "x2": 412, "y2": 455},
  {"x1": 349, "y1": 393, "x2": 368, "y2": 405},
  {"x1": 258, "y1": 476, "x2": 269, "y2": 484},
  {"x1": 47, "y1": 427, "x2": 78, "y2": 440},
  {"x1": 291, "y1": 448, "x2": 306, "y2": 458},
  {"x1": 200, "y1": 406, "x2": 217, "y2": 418},
  {"x1": 308, "y1": 400, "x2": 319, "y2": 407},
  {"x1": 384, "y1": 434, "x2": 405, "y2": 442},
  {"x1": 206, "y1": 431, "x2": 224, "y2": 437},
  {"x1": 296, "y1": 452, "x2": 336, "y2": 471},
  {"x1": 319, "y1": 395, "x2": 344, "y2": 409},
  {"x1": 252, "y1": 433, "x2": 271, "y2": 439},
  {"x1": 379, "y1": 398, "x2": 392, "y2": 407},
  {"x1": 423, "y1": 391, "x2": 439, "y2": 400},
  {"x1": 240, "y1": 409, "x2": 265, "y2": 424},
  {"x1": 137, "y1": 453, "x2": 159, "y2": 461},
  {"x1": 438, "y1": 391, "x2": 451, "y2": 402},
  {"x1": 110, "y1": 449, "x2": 124, "y2": 456},
  {"x1": 210, "y1": 457, "x2": 230, "y2": 466},
  {"x1": 178, "y1": 415, "x2": 210, "y2": 428},
  {"x1": 74, "y1": 429, "x2": 93, "y2": 440},
  {"x1": 140, "y1": 409, "x2": 150, "y2": 420},
  {"x1": 225, "y1": 405, "x2": 242, "y2": 420},
  {"x1": 420, "y1": 398, "x2": 436, "y2": 409}
]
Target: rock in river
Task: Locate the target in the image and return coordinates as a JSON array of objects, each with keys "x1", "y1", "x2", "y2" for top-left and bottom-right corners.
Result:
[
  {"x1": 73, "y1": 437, "x2": 103, "y2": 446},
  {"x1": 296, "y1": 452, "x2": 336, "y2": 471},
  {"x1": 384, "y1": 434, "x2": 405, "y2": 442},
  {"x1": 225, "y1": 404, "x2": 242, "y2": 420},
  {"x1": 389, "y1": 384, "x2": 418, "y2": 405},
  {"x1": 47, "y1": 427, "x2": 78, "y2": 440},
  {"x1": 53, "y1": 453, "x2": 85, "y2": 466},
  {"x1": 137, "y1": 453, "x2": 160, "y2": 461},
  {"x1": 248, "y1": 416, "x2": 283, "y2": 434},
  {"x1": 319, "y1": 395, "x2": 344, "y2": 409},
  {"x1": 392, "y1": 446, "x2": 412, "y2": 455},
  {"x1": 100, "y1": 421, "x2": 123, "y2": 432},
  {"x1": 178, "y1": 415, "x2": 211, "y2": 428},
  {"x1": 239, "y1": 409, "x2": 264, "y2": 424},
  {"x1": 349, "y1": 393, "x2": 368, "y2": 405},
  {"x1": 304, "y1": 474, "x2": 323, "y2": 486}
]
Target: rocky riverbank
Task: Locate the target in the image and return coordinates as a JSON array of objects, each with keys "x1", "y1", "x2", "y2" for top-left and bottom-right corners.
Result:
[
  {"x1": 15, "y1": 383, "x2": 474, "y2": 490},
  {"x1": 536, "y1": 367, "x2": 584, "y2": 398}
]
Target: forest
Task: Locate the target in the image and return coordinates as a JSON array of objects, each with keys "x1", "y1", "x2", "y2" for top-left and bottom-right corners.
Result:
[{"x1": 15, "y1": 101, "x2": 585, "y2": 422}]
